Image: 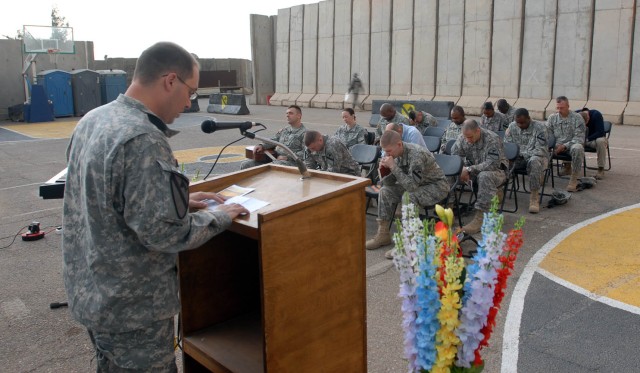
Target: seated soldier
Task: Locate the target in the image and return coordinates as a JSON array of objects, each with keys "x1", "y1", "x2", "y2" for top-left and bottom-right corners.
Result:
[
  {"x1": 441, "y1": 105, "x2": 466, "y2": 153},
  {"x1": 375, "y1": 103, "x2": 411, "y2": 144},
  {"x1": 385, "y1": 122, "x2": 427, "y2": 148},
  {"x1": 547, "y1": 96, "x2": 585, "y2": 192},
  {"x1": 496, "y1": 98, "x2": 517, "y2": 124},
  {"x1": 366, "y1": 130, "x2": 449, "y2": 258},
  {"x1": 504, "y1": 108, "x2": 549, "y2": 213},
  {"x1": 452, "y1": 119, "x2": 508, "y2": 234},
  {"x1": 481, "y1": 101, "x2": 509, "y2": 132},
  {"x1": 408, "y1": 110, "x2": 437, "y2": 134},
  {"x1": 577, "y1": 108, "x2": 607, "y2": 179},
  {"x1": 304, "y1": 130, "x2": 360, "y2": 176},
  {"x1": 241, "y1": 105, "x2": 306, "y2": 169},
  {"x1": 335, "y1": 108, "x2": 368, "y2": 149}
]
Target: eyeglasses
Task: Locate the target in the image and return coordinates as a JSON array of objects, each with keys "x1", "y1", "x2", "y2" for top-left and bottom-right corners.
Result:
[{"x1": 163, "y1": 74, "x2": 198, "y2": 100}]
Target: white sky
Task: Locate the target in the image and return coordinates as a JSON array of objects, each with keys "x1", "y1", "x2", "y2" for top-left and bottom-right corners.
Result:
[{"x1": 2, "y1": 0, "x2": 318, "y2": 60}]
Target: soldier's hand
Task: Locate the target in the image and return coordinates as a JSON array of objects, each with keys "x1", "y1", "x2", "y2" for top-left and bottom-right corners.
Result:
[
  {"x1": 277, "y1": 155, "x2": 288, "y2": 161},
  {"x1": 379, "y1": 155, "x2": 395, "y2": 170},
  {"x1": 554, "y1": 144, "x2": 566, "y2": 155},
  {"x1": 189, "y1": 191, "x2": 225, "y2": 211},
  {"x1": 254, "y1": 144, "x2": 264, "y2": 154},
  {"x1": 460, "y1": 168, "x2": 470, "y2": 183},
  {"x1": 217, "y1": 203, "x2": 250, "y2": 219}
]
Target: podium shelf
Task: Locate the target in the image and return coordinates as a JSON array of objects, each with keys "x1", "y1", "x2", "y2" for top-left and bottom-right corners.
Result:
[{"x1": 183, "y1": 313, "x2": 264, "y2": 373}]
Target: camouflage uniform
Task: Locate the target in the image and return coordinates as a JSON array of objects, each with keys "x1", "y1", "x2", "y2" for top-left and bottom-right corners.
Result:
[
  {"x1": 452, "y1": 129, "x2": 508, "y2": 211},
  {"x1": 241, "y1": 124, "x2": 307, "y2": 169},
  {"x1": 63, "y1": 95, "x2": 233, "y2": 370},
  {"x1": 504, "y1": 105, "x2": 517, "y2": 124},
  {"x1": 304, "y1": 135, "x2": 361, "y2": 176},
  {"x1": 335, "y1": 123, "x2": 368, "y2": 149},
  {"x1": 375, "y1": 112, "x2": 410, "y2": 143},
  {"x1": 546, "y1": 111, "x2": 585, "y2": 172},
  {"x1": 441, "y1": 122, "x2": 463, "y2": 153},
  {"x1": 378, "y1": 142, "x2": 449, "y2": 221},
  {"x1": 481, "y1": 111, "x2": 509, "y2": 132},
  {"x1": 504, "y1": 120, "x2": 549, "y2": 191},
  {"x1": 414, "y1": 111, "x2": 438, "y2": 134}
]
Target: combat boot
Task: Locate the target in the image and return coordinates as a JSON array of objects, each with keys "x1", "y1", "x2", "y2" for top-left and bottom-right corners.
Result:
[
  {"x1": 461, "y1": 209, "x2": 484, "y2": 234},
  {"x1": 529, "y1": 190, "x2": 540, "y2": 214},
  {"x1": 558, "y1": 162, "x2": 572, "y2": 176},
  {"x1": 366, "y1": 219, "x2": 392, "y2": 250},
  {"x1": 595, "y1": 167, "x2": 605, "y2": 180},
  {"x1": 567, "y1": 174, "x2": 578, "y2": 192}
]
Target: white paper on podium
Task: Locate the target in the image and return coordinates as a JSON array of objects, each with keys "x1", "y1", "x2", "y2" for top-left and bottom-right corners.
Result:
[{"x1": 204, "y1": 196, "x2": 269, "y2": 213}]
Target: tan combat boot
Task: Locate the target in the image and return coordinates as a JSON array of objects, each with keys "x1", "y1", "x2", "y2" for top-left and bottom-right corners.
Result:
[
  {"x1": 461, "y1": 209, "x2": 484, "y2": 234},
  {"x1": 567, "y1": 174, "x2": 578, "y2": 192},
  {"x1": 366, "y1": 219, "x2": 392, "y2": 250},
  {"x1": 595, "y1": 167, "x2": 605, "y2": 180},
  {"x1": 558, "y1": 162, "x2": 572, "y2": 176},
  {"x1": 529, "y1": 190, "x2": 540, "y2": 214}
]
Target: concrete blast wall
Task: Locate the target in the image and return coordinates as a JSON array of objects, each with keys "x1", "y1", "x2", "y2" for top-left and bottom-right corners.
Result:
[{"x1": 255, "y1": 0, "x2": 640, "y2": 125}]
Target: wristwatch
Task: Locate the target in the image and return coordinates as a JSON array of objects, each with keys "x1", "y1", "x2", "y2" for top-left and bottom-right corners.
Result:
[{"x1": 466, "y1": 166, "x2": 472, "y2": 173}]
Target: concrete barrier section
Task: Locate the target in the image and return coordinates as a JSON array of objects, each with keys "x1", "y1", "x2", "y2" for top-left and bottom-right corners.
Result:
[{"x1": 207, "y1": 94, "x2": 250, "y2": 115}]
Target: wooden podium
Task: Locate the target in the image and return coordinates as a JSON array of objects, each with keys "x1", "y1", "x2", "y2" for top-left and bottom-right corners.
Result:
[{"x1": 179, "y1": 164, "x2": 370, "y2": 372}]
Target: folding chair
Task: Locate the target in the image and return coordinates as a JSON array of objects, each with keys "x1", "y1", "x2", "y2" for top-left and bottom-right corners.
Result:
[
  {"x1": 365, "y1": 131, "x2": 376, "y2": 146},
  {"x1": 433, "y1": 154, "x2": 464, "y2": 227},
  {"x1": 423, "y1": 126, "x2": 446, "y2": 139},
  {"x1": 436, "y1": 118, "x2": 451, "y2": 129},
  {"x1": 500, "y1": 142, "x2": 520, "y2": 213},
  {"x1": 584, "y1": 120, "x2": 612, "y2": 171},
  {"x1": 444, "y1": 139, "x2": 457, "y2": 155},
  {"x1": 423, "y1": 135, "x2": 441, "y2": 153},
  {"x1": 350, "y1": 144, "x2": 379, "y2": 184}
]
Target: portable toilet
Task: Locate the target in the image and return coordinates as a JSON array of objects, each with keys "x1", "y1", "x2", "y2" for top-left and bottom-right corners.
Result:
[
  {"x1": 70, "y1": 69, "x2": 101, "y2": 116},
  {"x1": 97, "y1": 69, "x2": 127, "y2": 105},
  {"x1": 36, "y1": 69, "x2": 74, "y2": 117}
]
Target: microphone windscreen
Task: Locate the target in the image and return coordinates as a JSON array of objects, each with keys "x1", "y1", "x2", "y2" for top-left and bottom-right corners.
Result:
[{"x1": 201, "y1": 120, "x2": 215, "y2": 133}]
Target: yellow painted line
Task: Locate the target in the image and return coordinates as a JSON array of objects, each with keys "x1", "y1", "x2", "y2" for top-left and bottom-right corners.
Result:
[
  {"x1": 1, "y1": 119, "x2": 78, "y2": 139},
  {"x1": 173, "y1": 145, "x2": 248, "y2": 164},
  {"x1": 539, "y1": 208, "x2": 640, "y2": 307}
]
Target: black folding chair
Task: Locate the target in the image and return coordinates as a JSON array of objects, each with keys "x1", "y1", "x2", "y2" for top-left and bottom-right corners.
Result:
[{"x1": 423, "y1": 126, "x2": 446, "y2": 139}]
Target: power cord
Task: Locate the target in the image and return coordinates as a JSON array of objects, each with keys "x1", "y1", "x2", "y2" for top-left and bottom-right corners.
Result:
[
  {"x1": 0, "y1": 224, "x2": 61, "y2": 250},
  {"x1": 202, "y1": 126, "x2": 267, "y2": 180}
]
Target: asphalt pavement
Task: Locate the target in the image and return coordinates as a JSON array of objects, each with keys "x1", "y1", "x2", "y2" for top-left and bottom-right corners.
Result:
[{"x1": 1, "y1": 100, "x2": 639, "y2": 372}]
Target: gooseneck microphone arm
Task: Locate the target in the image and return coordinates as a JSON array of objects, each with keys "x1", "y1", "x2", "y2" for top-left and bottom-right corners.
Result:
[{"x1": 243, "y1": 131, "x2": 311, "y2": 179}]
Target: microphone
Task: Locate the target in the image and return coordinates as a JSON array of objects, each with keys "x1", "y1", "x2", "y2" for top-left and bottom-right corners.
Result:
[{"x1": 201, "y1": 120, "x2": 256, "y2": 133}]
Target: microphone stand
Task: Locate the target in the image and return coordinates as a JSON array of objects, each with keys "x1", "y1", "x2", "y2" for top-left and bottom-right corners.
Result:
[{"x1": 242, "y1": 130, "x2": 312, "y2": 179}]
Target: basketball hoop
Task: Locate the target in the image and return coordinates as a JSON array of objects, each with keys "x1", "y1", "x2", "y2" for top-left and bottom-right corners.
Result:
[{"x1": 47, "y1": 48, "x2": 60, "y2": 65}]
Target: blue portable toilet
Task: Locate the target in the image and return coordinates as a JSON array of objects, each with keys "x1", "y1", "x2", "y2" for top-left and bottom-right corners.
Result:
[
  {"x1": 97, "y1": 69, "x2": 127, "y2": 105},
  {"x1": 36, "y1": 70, "x2": 74, "y2": 117}
]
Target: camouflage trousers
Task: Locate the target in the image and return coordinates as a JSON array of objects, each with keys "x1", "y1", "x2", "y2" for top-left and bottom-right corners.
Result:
[
  {"x1": 513, "y1": 155, "x2": 547, "y2": 192},
  {"x1": 473, "y1": 170, "x2": 507, "y2": 212},
  {"x1": 557, "y1": 144, "x2": 584, "y2": 174},
  {"x1": 378, "y1": 181, "x2": 449, "y2": 221},
  {"x1": 585, "y1": 137, "x2": 607, "y2": 168},
  {"x1": 88, "y1": 318, "x2": 177, "y2": 372},
  {"x1": 240, "y1": 158, "x2": 296, "y2": 170}
]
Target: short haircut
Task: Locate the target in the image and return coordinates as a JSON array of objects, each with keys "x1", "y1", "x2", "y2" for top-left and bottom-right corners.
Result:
[
  {"x1": 380, "y1": 103, "x2": 394, "y2": 112},
  {"x1": 288, "y1": 104, "x2": 302, "y2": 115},
  {"x1": 482, "y1": 102, "x2": 494, "y2": 111},
  {"x1": 380, "y1": 130, "x2": 401, "y2": 147},
  {"x1": 408, "y1": 110, "x2": 417, "y2": 120},
  {"x1": 579, "y1": 111, "x2": 588, "y2": 122},
  {"x1": 451, "y1": 105, "x2": 465, "y2": 116},
  {"x1": 133, "y1": 42, "x2": 199, "y2": 85},
  {"x1": 343, "y1": 107, "x2": 355, "y2": 116},
  {"x1": 304, "y1": 130, "x2": 321, "y2": 146},
  {"x1": 514, "y1": 108, "x2": 530, "y2": 118},
  {"x1": 556, "y1": 96, "x2": 569, "y2": 103},
  {"x1": 496, "y1": 98, "x2": 509, "y2": 111},
  {"x1": 385, "y1": 122, "x2": 402, "y2": 132},
  {"x1": 461, "y1": 119, "x2": 480, "y2": 132}
]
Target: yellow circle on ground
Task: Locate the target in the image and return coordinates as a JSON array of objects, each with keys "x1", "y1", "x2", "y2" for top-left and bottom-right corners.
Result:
[
  {"x1": 2, "y1": 119, "x2": 78, "y2": 139},
  {"x1": 173, "y1": 145, "x2": 247, "y2": 164},
  {"x1": 539, "y1": 208, "x2": 640, "y2": 307}
]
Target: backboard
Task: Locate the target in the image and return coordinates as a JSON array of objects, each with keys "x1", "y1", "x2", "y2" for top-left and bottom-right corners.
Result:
[{"x1": 22, "y1": 25, "x2": 75, "y2": 54}]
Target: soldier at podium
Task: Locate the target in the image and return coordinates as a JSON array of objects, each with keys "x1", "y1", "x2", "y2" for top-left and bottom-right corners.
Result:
[
  {"x1": 241, "y1": 105, "x2": 307, "y2": 169},
  {"x1": 62, "y1": 42, "x2": 248, "y2": 372},
  {"x1": 366, "y1": 130, "x2": 449, "y2": 259}
]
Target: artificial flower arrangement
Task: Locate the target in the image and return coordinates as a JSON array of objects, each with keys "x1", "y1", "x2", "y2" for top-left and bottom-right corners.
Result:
[{"x1": 392, "y1": 195, "x2": 524, "y2": 373}]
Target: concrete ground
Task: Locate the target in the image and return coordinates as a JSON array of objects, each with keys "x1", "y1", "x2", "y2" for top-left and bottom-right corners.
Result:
[{"x1": 1, "y1": 100, "x2": 639, "y2": 372}]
